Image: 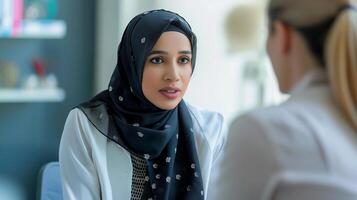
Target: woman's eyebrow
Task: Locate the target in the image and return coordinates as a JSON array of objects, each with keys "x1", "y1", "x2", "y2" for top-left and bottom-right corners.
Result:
[
  {"x1": 150, "y1": 50, "x2": 168, "y2": 55},
  {"x1": 149, "y1": 50, "x2": 192, "y2": 55},
  {"x1": 179, "y1": 50, "x2": 192, "y2": 54}
]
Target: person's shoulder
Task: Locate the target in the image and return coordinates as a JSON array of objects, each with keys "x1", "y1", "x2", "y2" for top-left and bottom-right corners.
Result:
[
  {"x1": 186, "y1": 103, "x2": 227, "y2": 152},
  {"x1": 230, "y1": 102, "x2": 317, "y2": 150},
  {"x1": 66, "y1": 107, "x2": 90, "y2": 124},
  {"x1": 63, "y1": 107, "x2": 93, "y2": 136},
  {"x1": 241, "y1": 95, "x2": 319, "y2": 124},
  {"x1": 231, "y1": 103, "x2": 295, "y2": 131},
  {"x1": 186, "y1": 103, "x2": 224, "y2": 130}
]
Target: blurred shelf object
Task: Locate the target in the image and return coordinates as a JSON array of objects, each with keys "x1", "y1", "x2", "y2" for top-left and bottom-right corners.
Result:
[
  {"x1": 0, "y1": 88, "x2": 65, "y2": 103},
  {"x1": 0, "y1": 20, "x2": 66, "y2": 39}
]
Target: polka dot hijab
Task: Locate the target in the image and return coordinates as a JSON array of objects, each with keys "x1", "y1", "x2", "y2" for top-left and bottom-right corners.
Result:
[{"x1": 77, "y1": 9, "x2": 204, "y2": 199}]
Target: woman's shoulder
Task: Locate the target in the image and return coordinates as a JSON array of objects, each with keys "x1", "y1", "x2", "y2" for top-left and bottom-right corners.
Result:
[
  {"x1": 229, "y1": 104, "x2": 326, "y2": 163},
  {"x1": 62, "y1": 108, "x2": 97, "y2": 142},
  {"x1": 232, "y1": 96, "x2": 322, "y2": 131},
  {"x1": 66, "y1": 107, "x2": 88, "y2": 122},
  {"x1": 231, "y1": 103, "x2": 318, "y2": 155},
  {"x1": 230, "y1": 104, "x2": 309, "y2": 139},
  {"x1": 186, "y1": 103, "x2": 227, "y2": 149},
  {"x1": 66, "y1": 107, "x2": 100, "y2": 129},
  {"x1": 186, "y1": 103, "x2": 225, "y2": 131}
]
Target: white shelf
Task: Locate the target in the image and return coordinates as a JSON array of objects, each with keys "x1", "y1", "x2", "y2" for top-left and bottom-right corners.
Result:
[
  {"x1": 0, "y1": 88, "x2": 65, "y2": 103},
  {"x1": 0, "y1": 20, "x2": 66, "y2": 39}
]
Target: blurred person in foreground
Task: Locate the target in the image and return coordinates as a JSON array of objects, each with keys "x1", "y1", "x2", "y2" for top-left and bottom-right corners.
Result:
[{"x1": 208, "y1": 0, "x2": 357, "y2": 199}]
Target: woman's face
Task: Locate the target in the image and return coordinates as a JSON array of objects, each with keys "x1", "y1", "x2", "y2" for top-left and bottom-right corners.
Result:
[{"x1": 142, "y1": 31, "x2": 193, "y2": 110}]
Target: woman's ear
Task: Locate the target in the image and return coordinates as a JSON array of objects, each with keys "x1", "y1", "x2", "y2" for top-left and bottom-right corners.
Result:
[{"x1": 274, "y1": 20, "x2": 293, "y2": 55}]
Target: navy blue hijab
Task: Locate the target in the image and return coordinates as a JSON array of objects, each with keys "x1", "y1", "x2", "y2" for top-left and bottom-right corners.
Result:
[{"x1": 78, "y1": 9, "x2": 204, "y2": 199}]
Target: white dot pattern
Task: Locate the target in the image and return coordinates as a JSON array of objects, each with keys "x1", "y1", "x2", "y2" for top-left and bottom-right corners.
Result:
[
  {"x1": 137, "y1": 132, "x2": 144, "y2": 138},
  {"x1": 118, "y1": 96, "x2": 124, "y2": 101},
  {"x1": 176, "y1": 174, "x2": 181, "y2": 180},
  {"x1": 194, "y1": 172, "x2": 199, "y2": 177},
  {"x1": 156, "y1": 174, "x2": 161, "y2": 179},
  {"x1": 187, "y1": 185, "x2": 191, "y2": 191},
  {"x1": 151, "y1": 183, "x2": 156, "y2": 189},
  {"x1": 166, "y1": 177, "x2": 171, "y2": 183},
  {"x1": 114, "y1": 113, "x2": 202, "y2": 198},
  {"x1": 141, "y1": 37, "x2": 146, "y2": 44}
]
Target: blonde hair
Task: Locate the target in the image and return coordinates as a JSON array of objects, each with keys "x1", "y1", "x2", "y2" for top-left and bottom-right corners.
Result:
[{"x1": 268, "y1": 0, "x2": 357, "y2": 130}]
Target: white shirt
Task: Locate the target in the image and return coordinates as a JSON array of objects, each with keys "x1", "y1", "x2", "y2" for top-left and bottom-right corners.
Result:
[
  {"x1": 208, "y1": 69, "x2": 357, "y2": 200},
  {"x1": 59, "y1": 104, "x2": 226, "y2": 200}
]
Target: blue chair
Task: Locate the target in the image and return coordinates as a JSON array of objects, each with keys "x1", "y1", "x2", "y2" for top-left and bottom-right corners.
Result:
[{"x1": 37, "y1": 162, "x2": 63, "y2": 200}]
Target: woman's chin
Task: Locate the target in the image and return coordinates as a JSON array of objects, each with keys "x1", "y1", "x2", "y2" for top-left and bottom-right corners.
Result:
[{"x1": 155, "y1": 100, "x2": 181, "y2": 110}]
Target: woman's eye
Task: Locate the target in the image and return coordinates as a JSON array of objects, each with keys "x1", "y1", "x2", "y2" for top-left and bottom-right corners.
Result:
[
  {"x1": 150, "y1": 57, "x2": 163, "y2": 64},
  {"x1": 178, "y1": 57, "x2": 190, "y2": 64}
]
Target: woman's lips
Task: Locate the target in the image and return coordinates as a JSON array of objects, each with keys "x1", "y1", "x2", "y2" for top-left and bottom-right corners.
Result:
[{"x1": 159, "y1": 87, "x2": 181, "y2": 99}]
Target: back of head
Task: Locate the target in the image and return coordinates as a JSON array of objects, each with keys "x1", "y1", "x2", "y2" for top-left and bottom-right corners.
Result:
[{"x1": 268, "y1": 0, "x2": 357, "y2": 130}]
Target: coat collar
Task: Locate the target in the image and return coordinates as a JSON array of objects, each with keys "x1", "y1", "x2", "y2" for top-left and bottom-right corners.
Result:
[{"x1": 289, "y1": 68, "x2": 329, "y2": 97}]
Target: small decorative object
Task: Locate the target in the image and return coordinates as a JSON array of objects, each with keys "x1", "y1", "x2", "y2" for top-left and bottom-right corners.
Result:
[
  {"x1": 24, "y1": 1, "x2": 46, "y2": 19},
  {"x1": 24, "y1": 0, "x2": 58, "y2": 20},
  {"x1": 0, "y1": 61, "x2": 19, "y2": 88},
  {"x1": 45, "y1": 73, "x2": 58, "y2": 88},
  {"x1": 32, "y1": 58, "x2": 48, "y2": 88},
  {"x1": 23, "y1": 58, "x2": 59, "y2": 89},
  {"x1": 24, "y1": 74, "x2": 39, "y2": 89}
]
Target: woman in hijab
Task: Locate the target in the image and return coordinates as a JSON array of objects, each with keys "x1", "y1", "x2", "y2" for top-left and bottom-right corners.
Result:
[
  {"x1": 209, "y1": 0, "x2": 357, "y2": 199},
  {"x1": 59, "y1": 9, "x2": 226, "y2": 200}
]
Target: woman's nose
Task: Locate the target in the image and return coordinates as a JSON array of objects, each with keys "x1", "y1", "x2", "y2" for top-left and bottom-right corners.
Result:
[{"x1": 164, "y1": 62, "x2": 180, "y2": 82}]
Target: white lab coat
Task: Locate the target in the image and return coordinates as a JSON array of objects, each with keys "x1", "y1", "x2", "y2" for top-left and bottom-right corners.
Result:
[
  {"x1": 208, "y1": 69, "x2": 357, "y2": 200},
  {"x1": 59, "y1": 104, "x2": 226, "y2": 200}
]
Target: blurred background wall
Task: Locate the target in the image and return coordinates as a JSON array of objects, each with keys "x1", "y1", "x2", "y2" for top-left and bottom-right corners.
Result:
[
  {"x1": 0, "y1": 0, "x2": 284, "y2": 199},
  {"x1": 0, "y1": 0, "x2": 95, "y2": 199}
]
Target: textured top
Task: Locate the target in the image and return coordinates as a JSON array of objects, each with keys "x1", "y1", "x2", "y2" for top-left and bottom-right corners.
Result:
[{"x1": 130, "y1": 154, "x2": 148, "y2": 200}]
